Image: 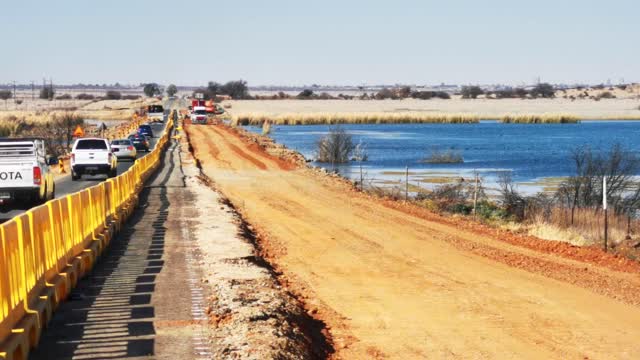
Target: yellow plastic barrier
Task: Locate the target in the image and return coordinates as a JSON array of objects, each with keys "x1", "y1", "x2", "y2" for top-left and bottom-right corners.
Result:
[{"x1": 0, "y1": 111, "x2": 175, "y2": 359}]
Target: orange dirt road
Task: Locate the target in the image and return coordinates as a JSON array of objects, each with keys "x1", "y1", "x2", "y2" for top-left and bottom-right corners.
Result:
[{"x1": 187, "y1": 124, "x2": 640, "y2": 359}]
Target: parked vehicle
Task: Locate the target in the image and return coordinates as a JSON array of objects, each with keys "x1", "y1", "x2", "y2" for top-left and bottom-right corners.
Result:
[
  {"x1": 128, "y1": 134, "x2": 150, "y2": 152},
  {"x1": 0, "y1": 138, "x2": 56, "y2": 206},
  {"x1": 70, "y1": 138, "x2": 117, "y2": 180},
  {"x1": 110, "y1": 139, "x2": 137, "y2": 161},
  {"x1": 138, "y1": 124, "x2": 154, "y2": 138},
  {"x1": 190, "y1": 106, "x2": 208, "y2": 124},
  {"x1": 147, "y1": 105, "x2": 164, "y2": 123}
]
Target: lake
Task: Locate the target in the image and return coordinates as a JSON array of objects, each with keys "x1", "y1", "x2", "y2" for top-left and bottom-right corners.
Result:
[{"x1": 245, "y1": 121, "x2": 640, "y2": 194}]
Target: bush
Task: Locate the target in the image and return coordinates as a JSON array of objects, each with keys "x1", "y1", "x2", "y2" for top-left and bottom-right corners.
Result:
[
  {"x1": 530, "y1": 83, "x2": 555, "y2": 98},
  {"x1": 375, "y1": 88, "x2": 396, "y2": 100},
  {"x1": 596, "y1": 91, "x2": 615, "y2": 100},
  {"x1": 461, "y1": 86, "x2": 483, "y2": 99},
  {"x1": 0, "y1": 90, "x2": 11, "y2": 108},
  {"x1": 76, "y1": 93, "x2": 95, "y2": 100},
  {"x1": 434, "y1": 91, "x2": 451, "y2": 99},
  {"x1": 40, "y1": 85, "x2": 55, "y2": 100},
  {"x1": 55, "y1": 94, "x2": 72, "y2": 100},
  {"x1": 221, "y1": 80, "x2": 249, "y2": 99},
  {"x1": 121, "y1": 94, "x2": 140, "y2": 100},
  {"x1": 423, "y1": 148, "x2": 463, "y2": 163},
  {"x1": 105, "y1": 90, "x2": 122, "y2": 100},
  {"x1": 297, "y1": 89, "x2": 314, "y2": 98},
  {"x1": 166, "y1": 84, "x2": 178, "y2": 97},
  {"x1": 316, "y1": 126, "x2": 354, "y2": 163},
  {"x1": 143, "y1": 83, "x2": 161, "y2": 97}
]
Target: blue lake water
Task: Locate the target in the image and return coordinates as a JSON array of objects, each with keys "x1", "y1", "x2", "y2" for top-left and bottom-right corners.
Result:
[{"x1": 246, "y1": 121, "x2": 640, "y2": 193}]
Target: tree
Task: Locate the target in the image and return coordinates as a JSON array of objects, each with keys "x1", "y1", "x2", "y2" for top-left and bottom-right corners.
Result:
[
  {"x1": 558, "y1": 143, "x2": 640, "y2": 216},
  {"x1": 221, "y1": 80, "x2": 249, "y2": 99},
  {"x1": 461, "y1": 86, "x2": 484, "y2": 99},
  {"x1": 0, "y1": 90, "x2": 12, "y2": 109},
  {"x1": 40, "y1": 85, "x2": 55, "y2": 100},
  {"x1": 143, "y1": 83, "x2": 161, "y2": 97},
  {"x1": 297, "y1": 89, "x2": 314, "y2": 98},
  {"x1": 530, "y1": 83, "x2": 555, "y2": 98},
  {"x1": 105, "y1": 90, "x2": 122, "y2": 100},
  {"x1": 166, "y1": 84, "x2": 178, "y2": 97},
  {"x1": 316, "y1": 126, "x2": 354, "y2": 164}
]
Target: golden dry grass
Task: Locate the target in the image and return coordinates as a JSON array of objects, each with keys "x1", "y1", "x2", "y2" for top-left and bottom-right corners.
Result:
[
  {"x1": 223, "y1": 99, "x2": 640, "y2": 121},
  {"x1": 232, "y1": 112, "x2": 480, "y2": 125},
  {"x1": 500, "y1": 113, "x2": 580, "y2": 124}
]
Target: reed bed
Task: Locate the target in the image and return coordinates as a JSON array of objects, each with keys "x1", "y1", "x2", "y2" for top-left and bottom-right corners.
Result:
[
  {"x1": 232, "y1": 112, "x2": 481, "y2": 126},
  {"x1": 500, "y1": 113, "x2": 580, "y2": 124}
]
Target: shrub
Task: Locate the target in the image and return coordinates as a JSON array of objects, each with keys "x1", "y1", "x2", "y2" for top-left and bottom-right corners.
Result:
[
  {"x1": 221, "y1": 80, "x2": 250, "y2": 99},
  {"x1": 121, "y1": 94, "x2": 141, "y2": 100},
  {"x1": 375, "y1": 88, "x2": 396, "y2": 100},
  {"x1": 76, "y1": 93, "x2": 95, "y2": 100},
  {"x1": 143, "y1": 83, "x2": 161, "y2": 97},
  {"x1": 166, "y1": 84, "x2": 178, "y2": 97},
  {"x1": 530, "y1": 83, "x2": 555, "y2": 98},
  {"x1": 297, "y1": 89, "x2": 314, "y2": 98},
  {"x1": 411, "y1": 91, "x2": 433, "y2": 100},
  {"x1": 596, "y1": 91, "x2": 615, "y2": 100},
  {"x1": 262, "y1": 121, "x2": 272, "y2": 135},
  {"x1": 105, "y1": 90, "x2": 122, "y2": 100},
  {"x1": 316, "y1": 126, "x2": 354, "y2": 164},
  {"x1": 434, "y1": 91, "x2": 451, "y2": 99},
  {"x1": 423, "y1": 148, "x2": 463, "y2": 163},
  {"x1": 55, "y1": 94, "x2": 72, "y2": 100},
  {"x1": 40, "y1": 85, "x2": 55, "y2": 100},
  {"x1": 0, "y1": 90, "x2": 11, "y2": 108},
  {"x1": 461, "y1": 86, "x2": 483, "y2": 99}
]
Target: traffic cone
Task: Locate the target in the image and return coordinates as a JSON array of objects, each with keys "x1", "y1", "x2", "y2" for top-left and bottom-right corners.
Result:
[{"x1": 59, "y1": 158, "x2": 67, "y2": 174}]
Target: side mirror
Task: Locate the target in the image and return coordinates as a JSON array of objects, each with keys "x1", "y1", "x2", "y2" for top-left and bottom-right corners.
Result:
[{"x1": 47, "y1": 157, "x2": 60, "y2": 166}]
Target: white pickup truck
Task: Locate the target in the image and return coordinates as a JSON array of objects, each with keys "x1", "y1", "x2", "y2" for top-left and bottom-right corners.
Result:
[
  {"x1": 71, "y1": 138, "x2": 117, "y2": 181},
  {"x1": 0, "y1": 138, "x2": 56, "y2": 206},
  {"x1": 190, "y1": 106, "x2": 208, "y2": 124},
  {"x1": 147, "y1": 104, "x2": 165, "y2": 123}
]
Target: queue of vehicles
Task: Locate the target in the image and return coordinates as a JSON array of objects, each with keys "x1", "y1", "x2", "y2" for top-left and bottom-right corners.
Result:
[{"x1": 0, "y1": 114, "x2": 161, "y2": 209}]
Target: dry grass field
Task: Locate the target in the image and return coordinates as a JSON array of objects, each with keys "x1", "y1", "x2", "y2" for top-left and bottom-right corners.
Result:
[{"x1": 224, "y1": 97, "x2": 640, "y2": 121}]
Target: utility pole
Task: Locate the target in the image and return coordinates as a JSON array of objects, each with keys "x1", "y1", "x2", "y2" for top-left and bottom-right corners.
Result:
[
  {"x1": 473, "y1": 172, "x2": 479, "y2": 219},
  {"x1": 603, "y1": 177, "x2": 608, "y2": 252},
  {"x1": 405, "y1": 166, "x2": 409, "y2": 201}
]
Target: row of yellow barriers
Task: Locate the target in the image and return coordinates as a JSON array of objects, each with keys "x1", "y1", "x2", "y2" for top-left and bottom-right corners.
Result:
[{"x1": 0, "y1": 111, "x2": 175, "y2": 360}]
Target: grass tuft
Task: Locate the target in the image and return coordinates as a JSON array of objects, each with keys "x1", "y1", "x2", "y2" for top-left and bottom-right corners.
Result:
[{"x1": 500, "y1": 113, "x2": 580, "y2": 124}]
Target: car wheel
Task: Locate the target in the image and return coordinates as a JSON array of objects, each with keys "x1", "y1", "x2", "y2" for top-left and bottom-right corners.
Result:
[{"x1": 71, "y1": 172, "x2": 80, "y2": 181}]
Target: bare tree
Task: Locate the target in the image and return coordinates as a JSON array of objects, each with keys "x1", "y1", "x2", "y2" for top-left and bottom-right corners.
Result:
[
  {"x1": 497, "y1": 171, "x2": 525, "y2": 220},
  {"x1": 316, "y1": 126, "x2": 354, "y2": 165}
]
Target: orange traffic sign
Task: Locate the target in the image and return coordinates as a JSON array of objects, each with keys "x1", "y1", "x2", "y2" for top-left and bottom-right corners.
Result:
[{"x1": 73, "y1": 125, "x2": 85, "y2": 137}]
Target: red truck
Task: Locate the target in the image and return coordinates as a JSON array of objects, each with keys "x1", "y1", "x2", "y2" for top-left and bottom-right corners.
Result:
[{"x1": 191, "y1": 99, "x2": 224, "y2": 115}]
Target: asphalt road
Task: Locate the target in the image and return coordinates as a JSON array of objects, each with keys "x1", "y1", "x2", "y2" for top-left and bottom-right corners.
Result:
[{"x1": 0, "y1": 115, "x2": 169, "y2": 222}]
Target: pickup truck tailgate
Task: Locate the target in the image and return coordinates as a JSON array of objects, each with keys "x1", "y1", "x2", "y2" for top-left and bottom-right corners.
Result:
[
  {"x1": 0, "y1": 162, "x2": 35, "y2": 189},
  {"x1": 73, "y1": 150, "x2": 110, "y2": 165}
]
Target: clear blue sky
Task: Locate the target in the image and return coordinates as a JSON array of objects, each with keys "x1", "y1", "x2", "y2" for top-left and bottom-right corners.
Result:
[{"x1": 1, "y1": 0, "x2": 637, "y2": 86}]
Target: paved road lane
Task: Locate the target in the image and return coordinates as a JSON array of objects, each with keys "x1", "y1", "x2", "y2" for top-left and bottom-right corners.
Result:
[{"x1": 0, "y1": 120, "x2": 167, "y2": 222}]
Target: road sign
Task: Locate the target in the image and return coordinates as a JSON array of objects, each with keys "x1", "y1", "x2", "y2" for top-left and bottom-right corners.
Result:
[{"x1": 73, "y1": 125, "x2": 85, "y2": 137}]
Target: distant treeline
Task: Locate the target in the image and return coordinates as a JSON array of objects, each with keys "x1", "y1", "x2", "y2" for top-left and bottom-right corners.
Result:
[{"x1": 249, "y1": 83, "x2": 561, "y2": 101}]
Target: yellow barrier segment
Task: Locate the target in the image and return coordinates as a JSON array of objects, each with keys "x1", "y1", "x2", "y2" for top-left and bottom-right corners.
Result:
[
  {"x1": 0, "y1": 112, "x2": 173, "y2": 357},
  {"x1": 0, "y1": 111, "x2": 175, "y2": 358}
]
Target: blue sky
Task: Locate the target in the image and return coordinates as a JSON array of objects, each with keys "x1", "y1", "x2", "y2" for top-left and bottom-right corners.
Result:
[{"x1": 0, "y1": 0, "x2": 637, "y2": 86}]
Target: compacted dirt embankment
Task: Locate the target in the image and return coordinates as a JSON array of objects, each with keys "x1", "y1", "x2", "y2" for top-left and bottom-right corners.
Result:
[{"x1": 186, "y1": 122, "x2": 640, "y2": 359}]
